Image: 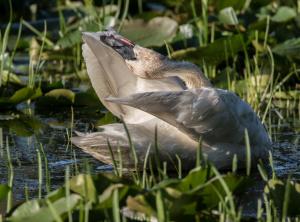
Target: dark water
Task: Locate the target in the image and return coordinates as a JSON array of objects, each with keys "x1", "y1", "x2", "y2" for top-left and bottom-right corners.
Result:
[
  {"x1": 0, "y1": 106, "x2": 298, "y2": 204},
  {"x1": 0, "y1": 106, "x2": 109, "y2": 203}
]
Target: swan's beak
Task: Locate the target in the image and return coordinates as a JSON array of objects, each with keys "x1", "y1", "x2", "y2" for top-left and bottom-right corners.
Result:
[{"x1": 82, "y1": 31, "x2": 136, "y2": 60}]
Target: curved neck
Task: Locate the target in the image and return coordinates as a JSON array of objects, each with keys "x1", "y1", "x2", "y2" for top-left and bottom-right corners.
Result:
[{"x1": 162, "y1": 61, "x2": 212, "y2": 89}]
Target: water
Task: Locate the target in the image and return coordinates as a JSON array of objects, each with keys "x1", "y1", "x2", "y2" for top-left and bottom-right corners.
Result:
[
  {"x1": 0, "y1": 106, "x2": 105, "y2": 203},
  {"x1": 0, "y1": 101, "x2": 298, "y2": 220}
]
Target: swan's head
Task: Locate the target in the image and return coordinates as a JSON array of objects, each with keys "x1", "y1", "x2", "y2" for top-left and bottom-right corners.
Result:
[
  {"x1": 83, "y1": 29, "x2": 168, "y2": 79},
  {"x1": 82, "y1": 29, "x2": 211, "y2": 88},
  {"x1": 82, "y1": 29, "x2": 136, "y2": 60}
]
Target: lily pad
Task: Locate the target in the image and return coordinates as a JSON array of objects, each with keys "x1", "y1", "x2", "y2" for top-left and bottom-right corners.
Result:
[
  {"x1": 271, "y1": 6, "x2": 297, "y2": 23},
  {"x1": 0, "y1": 87, "x2": 37, "y2": 108},
  {"x1": 36, "y1": 89, "x2": 75, "y2": 108},
  {"x1": 120, "y1": 17, "x2": 178, "y2": 47},
  {"x1": 272, "y1": 38, "x2": 300, "y2": 59},
  {"x1": 172, "y1": 33, "x2": 251, "y2": 66}
]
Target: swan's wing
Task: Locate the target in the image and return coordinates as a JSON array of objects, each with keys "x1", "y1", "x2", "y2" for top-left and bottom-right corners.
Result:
[
  {"x1": 82, "y1": 32, "x2": 184, "y2": 123},
  {"x1": 106, "y1": 87, "x2": 270, "y2": 146},
  {"x1": 72, "y1": 122, "x2": 198, "y2": 170},
  {"x1": 82, "y1": 33, "x2": 136, "y2": 117}
]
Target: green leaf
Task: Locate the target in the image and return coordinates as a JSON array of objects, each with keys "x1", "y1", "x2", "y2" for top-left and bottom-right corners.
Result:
[
  {"x1": 120, "y1": 17, "x2": 178, "y2": 47},
  {"x1": 69, "y1": 174, "x2": 97, "y2": 202},
  {"x1": 9, "y1": 87, "x2": 35, "y2": 104},
  {"x1": 45, "y1": 89, "x2": 75, "y2": 103},
  {"x1": 171, "y1": 167, "x2": 208, "y2": 192},
  {"x1": 8, "y1": 194, "x2": 81, "y2": 222},
  {"x1": 96, "y1": 112, "x2": 116, "y2": 126},
  {"x1": 3, "y1": 116, "x2": 44, "y2": 137},
  {"x1": 211, "y1": 0, "x2": 246, "y2": 11},
  {"x1": 265, "y1": 179, "x2": 300, "y2": 217},
  {"x1": 271, "y1": 6, "x2": 297, "y2": 23},
  {"x1": 172, "y1": 34, "x2": 250, "y2": 66},
  {"x1": 1, "y1": 70, "x2": 22, "y2": 85},
  {"x1": 98, "y1": 184, "x2": 129, "y2": 208},
  {"x1": 74, "y1": 90, "x2": 102, "y2": 107},
  {"x1": 199, "y1": 173, "x2": 249, "y2": 209},
  {"x1": 9, "y1": 200, "x2": 41, "y2": 221},
  {"x1": 218, "y1": 7, "x2": 239, "y2": 25},
  {"x1": 272, "y1": 38, "x2": 300, "y2": 59},
  {"x1": 0, "y1": 184, "x2": 10, "y2": 201},
  {"x1": 126, "y1": 194, "x2": 156, "y2": 217},
  {"x1": 56, "y1": 30, "x2": 81, "y2": 49},
  {"x1": 36, "y1": 88, "x2": 75, "y2": 108}
]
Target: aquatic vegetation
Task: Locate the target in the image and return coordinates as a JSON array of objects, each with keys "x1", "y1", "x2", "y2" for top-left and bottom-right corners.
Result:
[{"x1": 0, "y1": 0, "x2": 299, "y2": 221}]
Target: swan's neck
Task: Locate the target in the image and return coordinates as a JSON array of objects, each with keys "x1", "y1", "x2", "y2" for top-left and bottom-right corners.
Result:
[{"x1": 162, "y1": 61, "x2": 212, "y2": 89}]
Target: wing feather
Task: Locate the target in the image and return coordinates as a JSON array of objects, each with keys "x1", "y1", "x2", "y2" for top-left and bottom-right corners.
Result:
[{"x1": 106, "y1": 87, "x2": 270, "y2": 146}]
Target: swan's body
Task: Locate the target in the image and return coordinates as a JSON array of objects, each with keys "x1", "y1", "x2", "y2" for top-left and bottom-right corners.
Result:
[{"x1": 72, "y1": 30, "x2": 271, "y2": 170}]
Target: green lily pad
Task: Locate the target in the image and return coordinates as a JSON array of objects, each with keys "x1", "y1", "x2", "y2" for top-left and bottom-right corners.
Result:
[
  {"x1": 0, "y1": 87, "x2": 37, "y2": 108},
  {"x1": 272, "y1": 38, "x2": 300, "y2": 59},
  {"x1": 271, "y1": 6, "x2": 297, "y2": 23},
  {"x1": 36, "y1": 89, "x2": 75, "y2": 108},
  {"x1": 74, "y1": 90, "x2": 102, "y2": 107},
  {"x1": 45, "y1": 89, "x2": 75, "y2": 103},
  {"x1": 0, "y1": 114, "x2": 44, "y2": 137},
  {"x1": 172, "y1": 33, "x2": 251, "y2": 66},
  {"x1": 120, "y1": 17, "x2": 178, "y2": 47}
]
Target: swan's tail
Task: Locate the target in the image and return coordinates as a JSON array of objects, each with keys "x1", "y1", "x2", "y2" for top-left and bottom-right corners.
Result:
[{"x1": 71, "y1": 132, "x2": 135, "y2": 169}]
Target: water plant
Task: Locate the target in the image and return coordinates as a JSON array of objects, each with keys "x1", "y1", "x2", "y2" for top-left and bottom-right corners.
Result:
[{"x1": 0, "y1": 0, "x2": 299, "y2": 221}]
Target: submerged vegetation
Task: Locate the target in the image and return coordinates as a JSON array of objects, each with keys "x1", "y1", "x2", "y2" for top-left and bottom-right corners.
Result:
[{"x1": 0, "y1": 0, "x2": 299, "y2": 221}]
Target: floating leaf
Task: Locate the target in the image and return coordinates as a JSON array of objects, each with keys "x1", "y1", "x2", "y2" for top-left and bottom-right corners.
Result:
[
  {"x1": 9, "y1": 87, "x2": 35, "y2": 104},
  {"x1": 0, "y1": 113, "x2": 44, "y2": 137},
  {"x1": 272, "y1": 38, "x2": 300, "y2": 59},
  {"x1": 45, "y1": 89, "x2": 75, "y2": 103},
  {"x1": 172, "y1": 34, "x2": 250, "y2": 66},
  {"x1": 0, "y1": 87, "x2": 36, "y2": 108},
  {"x1": 36, "y1": 89, "x2": 75, "y2": 108},
  {"x1": 120, "y1": 17, "x2": 178, "y2": 47},
  {"x1": 271, "y1": 6, "x2": 297, "y2": 23},
  {"x1": 74, "y1": 90, "x2": 102, "y2": 107}
]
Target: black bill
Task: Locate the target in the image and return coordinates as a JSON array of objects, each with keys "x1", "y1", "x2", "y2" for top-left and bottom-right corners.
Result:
[{"x1": 99, "y1": 29, "x2": 136, "y2": 60}]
